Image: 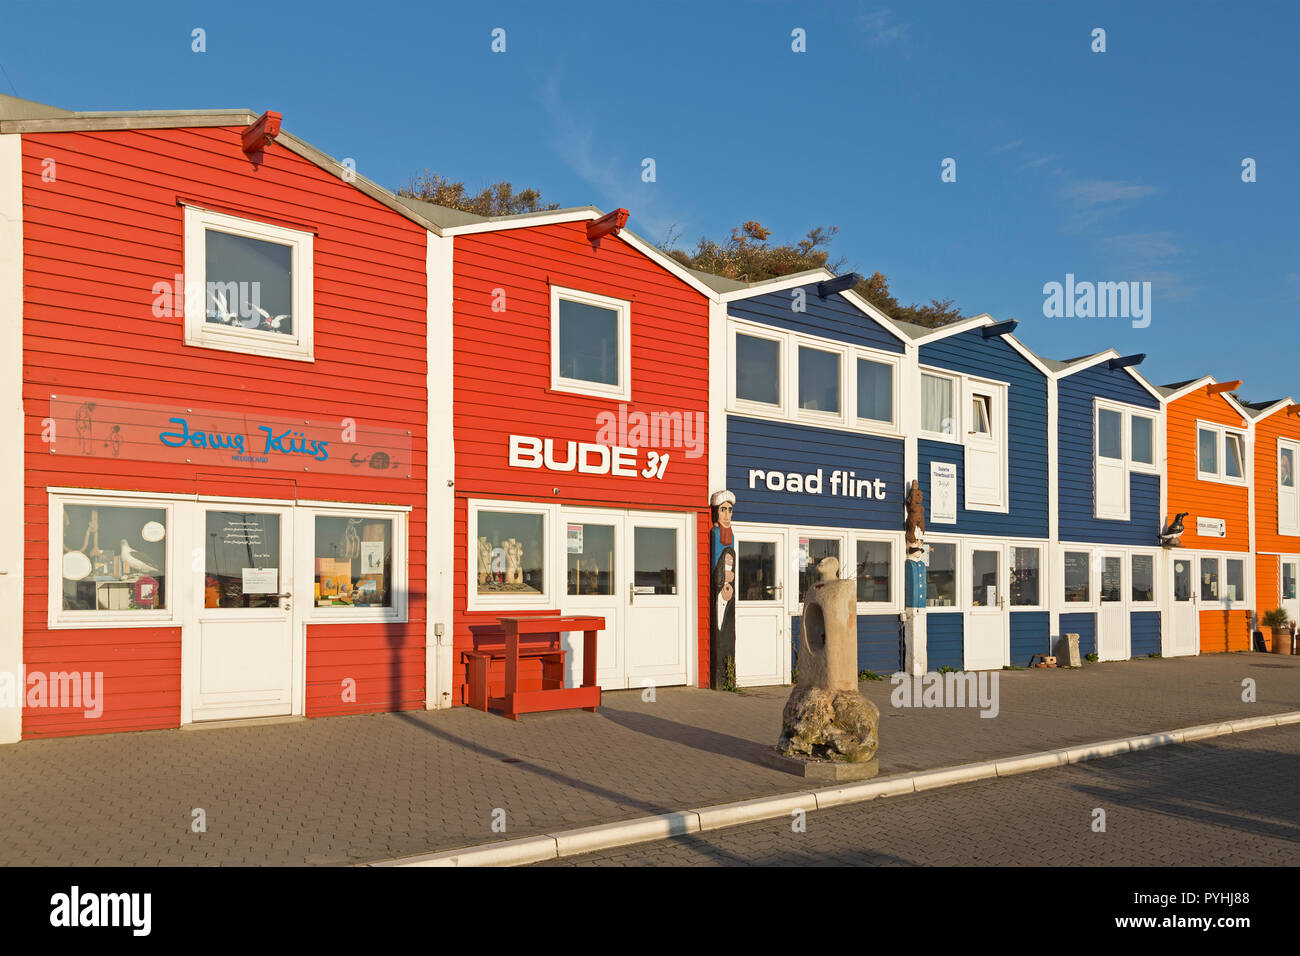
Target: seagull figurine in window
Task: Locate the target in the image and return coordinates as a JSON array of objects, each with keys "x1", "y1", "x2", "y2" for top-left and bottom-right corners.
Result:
[
  {"x1": 120, "y1": 539, "x2": 162, "y2": 575},
  {"x1": 252, "y1": 306, "x2": 291, "y2": 332},
  {"x1": 209, "y1": 289, "x2": 241, "y2": 325}
]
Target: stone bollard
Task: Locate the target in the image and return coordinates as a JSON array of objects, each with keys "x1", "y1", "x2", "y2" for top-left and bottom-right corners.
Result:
[{"x1": 765, "y1": 556, "x2": 880, "y2": 781}]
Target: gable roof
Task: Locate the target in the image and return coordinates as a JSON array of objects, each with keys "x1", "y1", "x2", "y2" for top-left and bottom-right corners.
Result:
[{"x1": 1158, "y1": 375, "x2": 1252, "y2": 420}]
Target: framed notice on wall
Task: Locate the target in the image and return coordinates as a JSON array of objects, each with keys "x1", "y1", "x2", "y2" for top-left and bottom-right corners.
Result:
[
  {"x1": 931, "y1": 461, "x2": 958, "y2": 524},
  {"x1": 1196, "y1": 516, "x2": 1226, "y2": 538}
]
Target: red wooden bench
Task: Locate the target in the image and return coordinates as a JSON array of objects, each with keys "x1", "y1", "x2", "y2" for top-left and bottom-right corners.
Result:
[{"x1": 463, "y1": 613, "x2": 604, "y2": 719}]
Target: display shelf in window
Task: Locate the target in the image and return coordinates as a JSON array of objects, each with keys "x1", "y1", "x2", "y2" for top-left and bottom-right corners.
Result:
[{"x1": 312, "y1": 515, "x2": 394, "y2": 609}]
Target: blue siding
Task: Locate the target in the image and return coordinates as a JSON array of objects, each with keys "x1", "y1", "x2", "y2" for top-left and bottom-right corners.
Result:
[
  {"x1": 1130, "y1": 611, "x2": 1161, "y2": 656},
  {"x1": 1009, "y1": 611, "x2": 1050, "y2": 665},
  {"x1": 791, "y1": 614, "x2": 902, "y2": 676},
  {"x1": 1059, "y1": 612, "x2": 1097, "y2": 658},
  {"x1": 728, "y1": 415, "x2": 904, "y2": 531},
  {"x1": 728, "y1": 284, "x2": 904, "y2": 354},
  {"x1": 1058, "y1": 363, "x2": 1162, "y2": 545},
  {"x1": 927, "y1": 613, "x2": 964, "y2": 670},
  {"x1": 916, "y1": 330, "x2": 1049, "y2": 538}
]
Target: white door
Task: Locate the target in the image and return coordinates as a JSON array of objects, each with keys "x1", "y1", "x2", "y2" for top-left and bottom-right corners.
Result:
[
  {"x1": 965, "y1": 544, "x2": 1007, "y2": 670},
  {"x1": 1281, "y1": 558, "x2": 1299, "y2": 628},
  {"x1": 1169, "y1": 555, "x2": 1199, "y2": 656},
  {"x1": 734, "y1": 526, "x2": 787, "y2": 687},
  {"x1": 1279, "y1": 440, "x2": 1299, "y2": 533},
  {"x1": 191, "y1": 505, "x2": 295, "y2": 721},
  {"x1": 1097, "y1": 552, "x2": 1128, "y2": 660},
  {"x1": 624, "y1": 512, "x2": 689, "y2": 688},
  {"x1": 965, "y1": 383, "x2": 1006, "y2": 509},
  {"x1": 559, "y1": 511, "x2": 622, "y2": 689}
]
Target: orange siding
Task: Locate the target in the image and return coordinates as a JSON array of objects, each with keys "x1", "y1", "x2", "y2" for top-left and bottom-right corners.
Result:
[
  {"x1": 1198, "y1": 609, "x2": 1251, "y2": 654},
  {"x1": 1164, "y1": 387, "x2": 1250, "y2": 553},
  {"x1": 1257, "y1": 554, "x2": 1280, "y2": 613},
  {"x1": 451, "y1": 222, "x2": 712, "y2": 699},
  {"x1": 1253, "y1": 404, "x2": 1300, "y2": 554},
  {"x1": 22, "y1": 126, "x2": 429, "y2": 737}
]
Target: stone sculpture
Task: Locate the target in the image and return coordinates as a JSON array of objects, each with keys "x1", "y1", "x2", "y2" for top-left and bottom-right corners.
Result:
[
  {"x1": 477, "y1": 536, "x2": 492, "y2": 585},
  {"x1": 778, "y1": 556, "x2": 880, "y2": 773},
  {"x1": 503, "y1": 538, "x2": 524, "y2": 586}
]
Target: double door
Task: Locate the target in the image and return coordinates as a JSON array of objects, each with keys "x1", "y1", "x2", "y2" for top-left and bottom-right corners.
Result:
[{"x1": 559, "y1": 509, "x2": 689, "y2": 690}]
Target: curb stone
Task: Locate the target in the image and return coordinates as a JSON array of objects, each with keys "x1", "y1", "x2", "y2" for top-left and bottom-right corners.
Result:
[{"x1": 368, "y1": 709, "x2": 1300, "y2": 867}]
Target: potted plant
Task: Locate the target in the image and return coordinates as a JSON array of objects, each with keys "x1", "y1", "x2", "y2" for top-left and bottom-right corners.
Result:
[{"x1": 1260, "y1": 608, "x2": 1293, "y2": 655}]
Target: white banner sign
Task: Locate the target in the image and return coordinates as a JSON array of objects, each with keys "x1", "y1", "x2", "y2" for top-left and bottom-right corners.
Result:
[
  {"x1": 1196, "y1": 516, "x2": 1226, "y2": 538},
  {"x1": 931, "y1": 461, "x2": 958, "y2": 524}
]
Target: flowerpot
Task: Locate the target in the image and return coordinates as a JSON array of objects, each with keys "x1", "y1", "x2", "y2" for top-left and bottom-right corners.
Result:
[{"x1": 1270, "y1": 627, "x2": 1293, "y2": 655}]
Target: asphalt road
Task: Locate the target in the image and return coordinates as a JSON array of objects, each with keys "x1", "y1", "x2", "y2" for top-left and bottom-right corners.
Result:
[{"x1": 538, "y1": 725, "x2": 1300, "y2": 866}]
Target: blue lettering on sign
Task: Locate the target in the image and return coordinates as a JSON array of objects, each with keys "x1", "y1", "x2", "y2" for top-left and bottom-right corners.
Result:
[
  {"x1": 159, "y1": 417, "x2": 245, "y2": 453},
  {"x1": 258, "y1": 426, "x2": 330, "y2": 462}
]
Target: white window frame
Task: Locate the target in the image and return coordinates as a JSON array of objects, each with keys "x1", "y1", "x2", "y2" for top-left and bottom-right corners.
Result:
[
  {"x1": 793, "y1": 340, "x2": 849, "y2": 427},
  {"x1": 849, "y1": 532, "x2": 903, "y2": 613},
  {"x1": 1279, "y1": 438, "x2": 1300, "y2": 536},
  {"x1": 1196, "y1": 420, "x2": 1248, "y2": 486},
  {"x1": 550, "y1": 285, "x2": 632, "y2": 401},
  {"x1": 726, "y1": 318, "x2": 901, "y2": 437},
  {"x1": 851, "y1": 347, "x2": 901, "y2": 434},
  {"x1": 183, "y1": 205, "x2": 314, "y2": 362},
  {"x1": 300, "y1": 504, "x2": 409, "y2": 624},
  {"x1": 923, "y1": 536, "x2": 961, "y2": 610},
  {"x1": 1008, "y1": 543, "x2": 1045, "y2": 610},
  {"x1": 792, "y1": 529, "x2": 850, "y2": 613},
  {"x1": 1222, "y1": 556, "x2": 1248, "y2": 606},
  {"x1": 963, "y1": 377, "x2": 1009, "y2": 513},
  {"x1": 1129, "y1": 551, "x2": 1159, "y2": 608},
  {"x1": 919, "y1": 368, "x2": 961, "y2": 442},
  {"x1": 1062, "y1": 548, "x2": 1095, "y2": 608},
  {"x1": 48, "y1": 491, "x2": 177, "y2": 629},
  {"x1": 466, "y1": 499, "x2": 556, "y2": 611},
  {"x1": 729, "y1": 321, "x2": 788, "y2": 418},
  {"x1": 1129, "y1": 412, "x2": 1158, "y2": 473}
]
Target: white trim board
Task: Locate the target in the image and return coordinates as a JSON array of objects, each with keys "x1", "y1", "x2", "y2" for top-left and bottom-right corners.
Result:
[{"x1": 0, "y1": 132, "x2": 24, "y2": 743}]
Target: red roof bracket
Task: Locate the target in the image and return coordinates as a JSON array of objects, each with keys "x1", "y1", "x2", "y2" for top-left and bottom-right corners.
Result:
[
  {"x1": 586, "y1": 208, "x2": 629, "y2": 244},
  {"x1": 241, "y1": 110, "x2": 282, "y2": 156},
  {"x1": 1206, "y1": 380, "x2": 1242, "y2": 396}
]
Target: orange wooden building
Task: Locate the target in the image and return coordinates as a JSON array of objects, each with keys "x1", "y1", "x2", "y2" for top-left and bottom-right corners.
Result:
[
  {"x1": 1158, "y1": 377, "x2": 1255, "y2": 653},
  {"x1": 1246, "y1": 397, "x2": 1300, "y2": 632}
]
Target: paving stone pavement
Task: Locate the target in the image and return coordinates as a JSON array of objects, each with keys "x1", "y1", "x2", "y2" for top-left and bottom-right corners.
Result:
[
  {"x1": 540, "y1": 724, "x2": 1300, "y2": 866},
  {"x1": 0, "y1": 653, "x2": 1296, "y2": 866}
]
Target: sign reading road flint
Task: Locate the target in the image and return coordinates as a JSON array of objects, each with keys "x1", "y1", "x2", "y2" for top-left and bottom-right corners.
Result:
[{"x1": 49, "y1": 395, "x2": 412, "y2": 478}]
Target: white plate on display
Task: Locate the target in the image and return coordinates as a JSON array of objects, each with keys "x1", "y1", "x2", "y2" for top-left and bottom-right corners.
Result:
[
  {"x1": 62, "y1": 551, "x2": 92, "y2": 581},
  {"x1": 141, "y1": 521, "x2": 165, "y2": 542}
]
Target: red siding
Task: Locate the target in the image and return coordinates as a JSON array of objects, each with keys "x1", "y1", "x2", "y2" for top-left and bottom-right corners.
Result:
[
  {"x1": 451, "y1": 222, "x2": 712, "y2": 699},
  {"x1": 21, "y1": 126, "x2": 429, "y2": 737}
]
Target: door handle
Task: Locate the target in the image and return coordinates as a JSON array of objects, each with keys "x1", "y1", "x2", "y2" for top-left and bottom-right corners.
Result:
[{"x1": 629, "y1": 583, "x2": 634, "y2": 605}]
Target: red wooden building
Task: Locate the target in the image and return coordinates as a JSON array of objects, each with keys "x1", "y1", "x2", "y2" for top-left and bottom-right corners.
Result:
[
  {"x1": 0, "y1": 95, "x2": 447, "y2": 741},
  {"x1": 391, "y1": 200, "x2": 720, "y2": 703}
]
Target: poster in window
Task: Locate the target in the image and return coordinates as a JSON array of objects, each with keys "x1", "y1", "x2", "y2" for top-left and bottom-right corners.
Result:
[
  {"x1": 930, "y1": 461, "x2": 957, "y2": 524},
  {"x1": 567, "y1": 524, "x2": 584, "y2": 554},
  {"x1": 360, "y1": 540, "x2": 385, "y2": 575}
]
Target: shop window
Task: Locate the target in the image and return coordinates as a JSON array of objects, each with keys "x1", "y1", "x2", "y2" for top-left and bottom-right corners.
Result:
[
  {"x1": 970, "y1": 549, "x2": 1000, "y2": 607},
  {"x1": 59, "y1": 502, "x2": 169, "y2": 618},
  {"x1": 1064, "y1": 551, "x2": 1091, "y2": 603},
  {"x1": 925, "y1": 542, "x2": 956, "y2": 608},
  {"x1": 736, "y1": 333, "x2": 781, "y2": 407},
  {"x1": 1224, "y1": 559, "x2": 1245, "y2": 603},
  {"x1": 921, "y1": 373, "x2": 955, "y2": 439},
  {"x1": 205, "y1": 511, "x2": 282, "y2": 609},
  {"x1": 797, "y1": 346, "x2": 841, "y2": 415},
  {"x1": 856, "y1": 358, "x2": 894, "y2": 425},
  {"x1": 568, "y1": 522, "x2": 616, "y2": 596},
  {"x1": 550, "y1": 286, "x2": 630, "y2": 400},
  {"x1": 1132, "y1": 554, "x2": 1155, "y2": 602},
  {"x1": 312, "y1": 516, "x2": 393, "y2": 608},
  {"x1": 475, "y1": 509, "x2": 546, "y2": 599},
  {"x1": 855, "y1": 540, "x2": 891, "y2": 603},
  {"x1": 738, "y1": 540, "x2": 778, "y2": 601},
  {"x1": 1200, "y1": 558, "x2": 1220, "y2": 602},
  {"x1": 183, "y1": 205, "x2": 313, "y2": 361},
  {"x1": 798, "y1": 537, "x2": 842, "y2": 599},
  {"x1": 633, "y1": 527, "x2": 678, "y2": 595},
  {"x1": 1197, "y1": 422, "x2": 1246, "y2": 485},
  {"x1": 1010, "y1": 546, "x2": 1040, "y2": 606},
  {"x1": 1131, "y1": 415, "x2": 1155, "y2": 466},
  {"x1": 1100, "y1": 556, "x2": 1122, "y2": 603}
]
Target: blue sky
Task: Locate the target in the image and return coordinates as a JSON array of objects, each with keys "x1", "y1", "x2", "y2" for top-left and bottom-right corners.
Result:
[{"x1": 5, "y1": 0, "x2": 1298, "y2": 399}]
